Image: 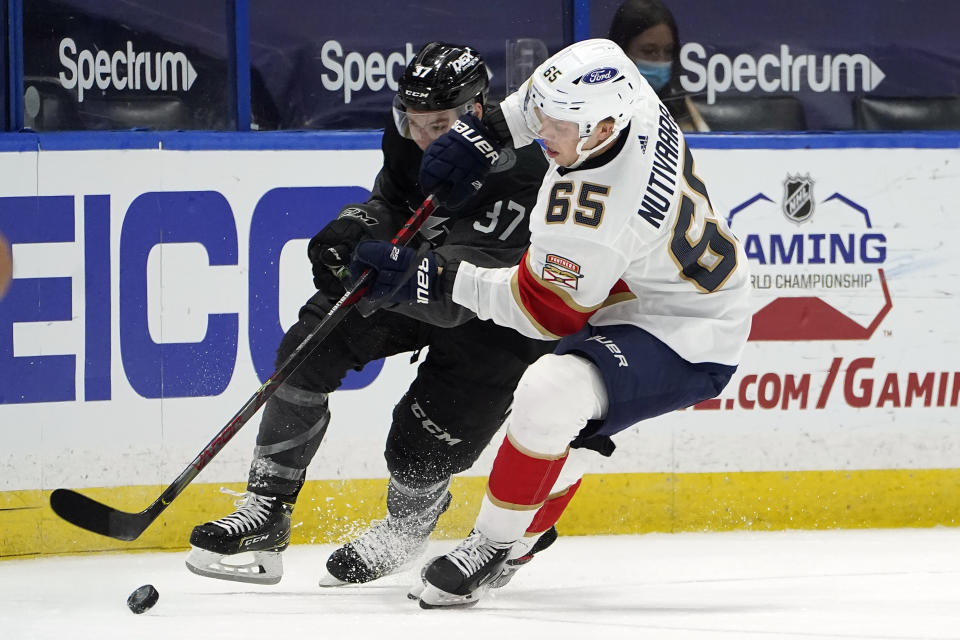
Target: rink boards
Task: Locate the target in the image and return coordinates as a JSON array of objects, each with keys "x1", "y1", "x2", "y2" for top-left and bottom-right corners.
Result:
[{"x1": 1, "y1": 131, "x2": 958, "y2": 556}]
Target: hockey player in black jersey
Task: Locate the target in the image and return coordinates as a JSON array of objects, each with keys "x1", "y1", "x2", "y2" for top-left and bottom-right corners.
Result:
[{"x1": 185, "y1": 42, "x2": 556, "y2": 587}]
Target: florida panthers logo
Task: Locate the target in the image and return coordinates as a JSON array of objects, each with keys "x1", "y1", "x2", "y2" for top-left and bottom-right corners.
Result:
[{"x1": 542, "y1": 254, "x2": 584, "y2": 290}]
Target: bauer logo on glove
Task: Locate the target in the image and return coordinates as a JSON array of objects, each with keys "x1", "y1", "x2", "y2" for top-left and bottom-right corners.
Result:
[
  {"x1": 415, "y1": 256, "x2": 435, "y2": 304},
  {"x1": 420, "y1": 112, "x2": 502, "y2": 211},
  {"x1": 451, "y1": 118, "x2": 500, "y2": 165}
]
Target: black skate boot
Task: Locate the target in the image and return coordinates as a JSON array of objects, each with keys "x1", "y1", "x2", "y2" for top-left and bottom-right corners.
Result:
[
  {"x1": 319, "y1": 484, "x2": 452, "y2": 586},
  {"x1": 185, "y1": 491, "x2": 293, "y2": 585},
  {"x1": 489, "y1": 525, "x2": 558, "y2": 589},
  {"x1": 416, "y1": 529, "x2": 514, "y2": 609}
]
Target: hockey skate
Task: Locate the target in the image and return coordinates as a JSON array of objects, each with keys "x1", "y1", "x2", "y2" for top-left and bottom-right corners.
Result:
[
  {"x1": 409, "y1": 526, "x2": 557, "y2": 605},
  {"x1": 318, "y1": 491, "x2": 452, "y2": 586},
  {"x1": 185, "y1": 491, "x2": 293, "y2": 585},
  {"x1": 414, "y1": 529, "x2": 513, "y2": 608}
]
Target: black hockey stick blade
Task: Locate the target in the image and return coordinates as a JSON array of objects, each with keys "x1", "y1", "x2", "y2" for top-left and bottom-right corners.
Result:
[
  {"x1": 48, "y1": 195, "x2": 438, "y2": 542},
  {"x1": 50, "y1": 488, "x2": 157, "y2": 541}
]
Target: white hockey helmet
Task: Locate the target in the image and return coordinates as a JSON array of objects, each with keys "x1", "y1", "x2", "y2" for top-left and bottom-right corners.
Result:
[{"x1": 521, "y1": 38, "x2": 643, "y2": 141}]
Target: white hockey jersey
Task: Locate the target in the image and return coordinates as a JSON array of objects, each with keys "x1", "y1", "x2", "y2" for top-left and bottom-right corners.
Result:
[{"x1": 451, "y1": 86, "x2": 752, "y2": 366}]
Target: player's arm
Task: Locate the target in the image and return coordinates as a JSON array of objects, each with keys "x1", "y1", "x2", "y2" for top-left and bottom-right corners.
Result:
[
  {"x1": 436, "y1": 170, "x2": 541, "y2": 267},
  {"x1": 451, "y1": 233, "x2": 633, "y2": 340},
  {"x1": 307, "y1": 129, "x2": 415, "y2": 298},
  {"x1": 384, "y1": 175, "x2": 541, "y2": 327},
  {"x1": 419, "y1": 91, "x2": 544, "y2": 211},
  {"x1": 476, "y1": 82, "x2": 541, "y2": 151},
  {"x1": 493, "y1": 84, "x2": 541, "y2": 149}
]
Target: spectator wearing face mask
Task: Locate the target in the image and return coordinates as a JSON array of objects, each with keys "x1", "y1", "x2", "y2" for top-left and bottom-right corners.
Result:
[{"x1": 608, "y1": 0, "x2": 709, "y2": 132}]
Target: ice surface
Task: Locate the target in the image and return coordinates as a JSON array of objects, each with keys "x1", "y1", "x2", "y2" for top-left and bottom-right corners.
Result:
[{"x1": 3, "y1": 528, "x2": 960, "y2": 640}]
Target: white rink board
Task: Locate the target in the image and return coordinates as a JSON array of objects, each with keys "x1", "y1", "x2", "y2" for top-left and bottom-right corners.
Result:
[{"x1": 0, "y1": 142, "x2": 957, "y2": 492}]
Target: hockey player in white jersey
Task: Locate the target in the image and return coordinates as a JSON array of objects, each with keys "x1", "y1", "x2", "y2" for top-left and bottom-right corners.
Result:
[{"x1": 349, "y1": 38, "x2": 752, "y2": 608}]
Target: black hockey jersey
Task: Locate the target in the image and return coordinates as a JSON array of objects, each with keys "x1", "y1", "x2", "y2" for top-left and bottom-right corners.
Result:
[{"x1": 360, "y1": 115, "x2": 548, "y2": 326}]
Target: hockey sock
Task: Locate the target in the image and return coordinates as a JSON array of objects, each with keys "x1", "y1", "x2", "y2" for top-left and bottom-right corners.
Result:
[
  {"x1": 385, "y1": 476, "x2": 451, "y2": 520},
  {"x1": 476, "y1": 432, "x2": 568, "y2": 542},
  {"x1": 527, "y1": 478, "x2": 581, "y2": 534},
  {"x1": 247, "y1": 386, "x2": 330, "y2": 499}
]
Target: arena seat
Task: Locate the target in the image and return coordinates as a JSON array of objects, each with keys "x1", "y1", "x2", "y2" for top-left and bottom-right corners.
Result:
[
  {"x1": 853, "y1": 96, "x2": 960, "y2": 130},
  {"x1": 77, "y1": 96, "x2": 193, "y2": 130},
  {"x1": 23, "y1": 77, "x2": 85, "y2": 130},
  {"x1": 690, "y1": 95, "x2": 808, "y2": 131},
  {"x1": 24, "y1": 76, "x2": 194, "y2": 131}
]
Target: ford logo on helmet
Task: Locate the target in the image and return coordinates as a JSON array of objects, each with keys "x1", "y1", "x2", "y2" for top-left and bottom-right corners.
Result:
[{"x1": 582, "y1": 67, "x2": 617, "y2": 84}]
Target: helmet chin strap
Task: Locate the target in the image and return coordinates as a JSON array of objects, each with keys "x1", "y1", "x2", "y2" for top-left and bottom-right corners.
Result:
[{"x1": 567, "y1": 131, "x2": 620, "y2": 169}]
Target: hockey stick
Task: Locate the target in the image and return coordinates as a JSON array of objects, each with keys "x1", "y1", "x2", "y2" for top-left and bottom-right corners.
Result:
[{"x1": 50, "y1": 195, "x2": 438, "y2": 541}]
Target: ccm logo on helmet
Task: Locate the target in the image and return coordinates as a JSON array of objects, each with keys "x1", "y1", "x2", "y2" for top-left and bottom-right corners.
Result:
[
  {"x1": 582, "y1": 67, "x2": 618, "y2": 84},
  {"x1": 452, "y1": 120, "x2": 500, "y2": 164}
]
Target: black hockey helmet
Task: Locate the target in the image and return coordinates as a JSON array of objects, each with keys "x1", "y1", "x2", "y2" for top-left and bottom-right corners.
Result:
[
  {"x1": 393, "y1": 42, "x2": 489, "y2": 139},
  {"x1": 398, "y1": 42, "x2": 489, "y2": 110}
]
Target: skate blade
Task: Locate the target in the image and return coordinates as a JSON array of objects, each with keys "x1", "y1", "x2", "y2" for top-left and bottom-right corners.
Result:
[
  {"x1": 317, "y1": 568, "x2": 351, "y2": 588},
  {"x1": 185, "y1": 547, "x2": 283, "y2": 585},
  {"x1": 488, "y1": 566, "x2": 519, "y2": 589},
  {"x1": 317, "y1": 560, "x2": 415, "y2": 588},
  {"x1": 407, "y1": 565, "x2": 428, "y2": 601},
  {"x1": 417, "y1": 582, "x2": 486, "y2": 609}
]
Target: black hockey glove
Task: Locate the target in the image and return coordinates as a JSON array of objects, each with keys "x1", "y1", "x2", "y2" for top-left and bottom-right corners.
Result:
[
  {"x1": 420, "y1": 112, "x2": 501, "y2": 211},
  {"x1": 350, "y1": 240, "x2": 444, "y2": 306},
  {"x1": 307, "y1": 214, "x2": 374, "y2": 295}
]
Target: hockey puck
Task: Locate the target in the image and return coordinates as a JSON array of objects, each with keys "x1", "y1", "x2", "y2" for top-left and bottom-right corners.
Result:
[
  {"x1": 126, "y1": 584, "x2": 159, "y2": 614},
  {"x1": 0, "y1": 232, "x2": 11, "y2": 300}
]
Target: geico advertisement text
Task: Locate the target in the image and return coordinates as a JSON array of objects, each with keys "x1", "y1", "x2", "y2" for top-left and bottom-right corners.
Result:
[{"x1": 0, "y1": 186, "x2": 387, "y2": 404}]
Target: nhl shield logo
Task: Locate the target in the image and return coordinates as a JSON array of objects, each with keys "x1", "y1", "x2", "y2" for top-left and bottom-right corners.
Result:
[{"x1": 782, "y1": 174, "x2": 815, "y2": 223}]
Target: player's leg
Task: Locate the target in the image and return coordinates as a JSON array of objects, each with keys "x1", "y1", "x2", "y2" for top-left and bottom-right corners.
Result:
[
  {"x1": 410, "y1": 468, "x2": 582, "y2": 598},
  {"x1": 186, "y1": 292, "x2": 422, "y2": 584},
  {"x1": 488, "y1": 445, "x2": 600, "y2": 589},
  {"x1": 322, "y1": 319, "x2": 552, "y2": 585},
  {"x1": 416, "y1": 352, "x2": 604, "y2": 606},
  {"x1": 413, "y1": 453, "x2": 591, "y2": 600},
  {"x1": 419, "y1": 325, "x2": 736, "y2": 607}
]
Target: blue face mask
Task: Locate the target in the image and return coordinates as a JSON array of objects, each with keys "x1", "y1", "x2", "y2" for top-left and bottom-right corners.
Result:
[{"x1": 635, "y1": 59, "x2": 672, "y2": 92}]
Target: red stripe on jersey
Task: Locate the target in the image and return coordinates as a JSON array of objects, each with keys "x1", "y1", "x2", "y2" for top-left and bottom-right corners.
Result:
[
  {"x1": 609, "y1": 279, "x2": 631, "y2": 296},
  {"x1": 516, "y1": 255, "x2": 592, "y2": 337},
  {"x1": 527, "y1": 479, "x2": 582, "y2": 534},
  {"x1": 487, "y1": 436, "x2": 568, "y2": 507},
  {"x1": 516, "y1": 254, "x2": 632, "y2": 337}
]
